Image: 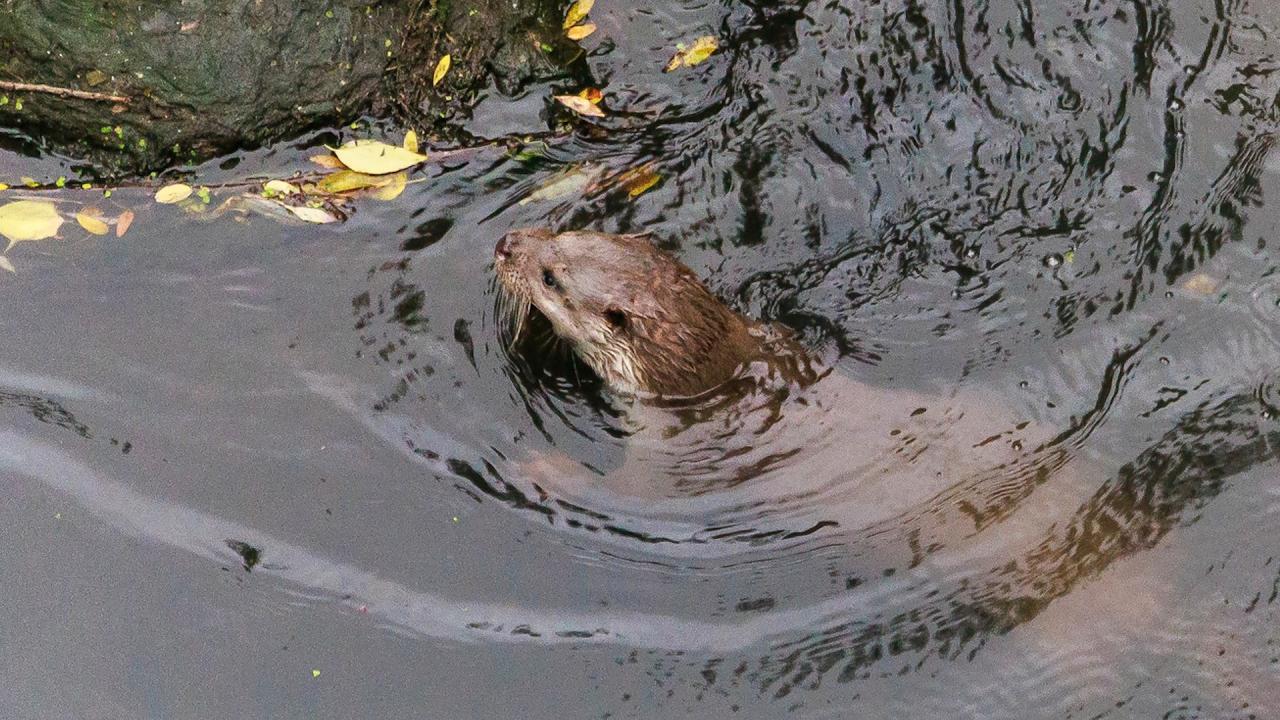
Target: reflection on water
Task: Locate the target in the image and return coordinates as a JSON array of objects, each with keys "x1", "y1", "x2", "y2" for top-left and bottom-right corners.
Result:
[{"x1": 4, "y1": 0, "x2": 1280, "y2": 717}]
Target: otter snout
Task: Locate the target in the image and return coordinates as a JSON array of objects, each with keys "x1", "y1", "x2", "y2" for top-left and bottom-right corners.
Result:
[{"x1": 495, "y1": 227, "x2": 554, "y2": 260}]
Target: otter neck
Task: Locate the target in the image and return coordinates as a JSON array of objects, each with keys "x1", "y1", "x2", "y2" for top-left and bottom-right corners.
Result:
[{"x1": 620, "y1": 302, "x2": 763, "y2": 397}]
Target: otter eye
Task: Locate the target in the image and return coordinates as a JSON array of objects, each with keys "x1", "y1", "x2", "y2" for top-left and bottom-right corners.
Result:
[
  {"x1": 542, "y1": 268, "x2": 558, "y2": 289},
  {"x1": 604, "y1": 308, "x2": 627, "y2": 331}
]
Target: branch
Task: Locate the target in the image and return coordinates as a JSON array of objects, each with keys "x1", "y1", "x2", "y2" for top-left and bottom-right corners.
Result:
[{"x1": 0, "y1": 80, "x2": 129, "y2": 104}]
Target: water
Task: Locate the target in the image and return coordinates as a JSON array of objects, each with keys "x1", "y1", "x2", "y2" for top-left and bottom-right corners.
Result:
[{"x1": 2, "y1": 0, "x2": 1280, "y2": 717}]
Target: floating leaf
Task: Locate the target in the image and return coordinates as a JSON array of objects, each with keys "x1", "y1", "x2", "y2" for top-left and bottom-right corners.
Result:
[
  {"x1": 264, "y1": 179, "x2": 299, "y2": 195},
  {"x1": 577, "y1": 87, "x2": 603, "y2": 105},
  {"x1": 0, "y1": 184, "x2": 8, "y2": 191},
  {"x1": 317, "y1": 170, "x2": 390, "y2": 194},
  {"x1": 554, "y1": 94, "x2": 606, "y2": 118},
  {"x1": 403, "y1": 130, "x2": 419, "y2": 153},
  {"x1": 0, "y1": 256, "x2": 14, "y2": 274},
  {"x1": 20, "y1": 177, "x2": 38, "y2": 188},
  {"x1": 330, "y1": 139, "x2": 426, "y2": 175},
  {"x1": 433, "y1": 55, "x2": 451, "y2": 86},
  {"x1": 665, "y1": 35, "x2": 719, "y2": 72},
  {"x1": 154, "y1": 183, "x2": 193, "y2": 204},
  {"x1": 287, "y1": 205, "x2": 339, "y2": 224},
  {"x1": 0, "y1": 200, "x2": 63, "y2": 248},
  {"x1": 371, "y1": 172, "x2": 407, "y2": 201},
  {"x1": 115, "y1": 210, "x2": 135, "y2": 237},
  {"x1": 309, "y1": 154, "x2": 346, "y2": 169},
  {"x1": 563, "y1": 0, "x2": 593, "y2": 28},
  {"x1": 75, "y1": 207, "x2": 110, "y2": 235},
  {"x1": 566, "y1": 23, "x2": 596, "y2": 40}
]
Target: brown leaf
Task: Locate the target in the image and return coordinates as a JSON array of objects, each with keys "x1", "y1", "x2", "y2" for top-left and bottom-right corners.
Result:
[
  {"x1": 554, "y1": 94, "x2": 606, "y2": 118},
  {"x1": 115, "y1": 210, "x2": 135, "y2": 237}
]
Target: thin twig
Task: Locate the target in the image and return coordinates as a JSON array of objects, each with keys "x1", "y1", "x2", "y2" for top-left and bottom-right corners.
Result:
[{"x1": 0, "y1": 80, "x2": 129, "y2": 104}]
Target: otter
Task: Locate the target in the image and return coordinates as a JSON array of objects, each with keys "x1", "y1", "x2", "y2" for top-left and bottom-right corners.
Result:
[
  {"x1": 494, "y1": 227, "x2": 817, "y2": 397},
  {"x1": 493, "y1": 227, "x2": 1074, "y2": 511}
]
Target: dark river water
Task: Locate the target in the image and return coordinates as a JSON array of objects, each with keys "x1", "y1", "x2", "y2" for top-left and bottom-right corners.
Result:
[{"x1": 3, "y1": 0, "x2": 1280, "y2": 717}]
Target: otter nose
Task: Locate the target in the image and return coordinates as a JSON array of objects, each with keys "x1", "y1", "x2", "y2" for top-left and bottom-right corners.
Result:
[
  {"x1": 494, "y1": 233, "x2": 515, "y2": 259},
  {"x1": 496, "y1": 228, "x2": 550, "y2": 259}
]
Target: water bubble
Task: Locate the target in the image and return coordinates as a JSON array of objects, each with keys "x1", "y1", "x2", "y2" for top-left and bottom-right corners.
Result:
[
  {"x1": 1159, "y1": 356, "x2": 1170, "y2": 365},
  {"x1": 1011, "y1": 440, "x2": 1024, "y2": 452},
  {"x1": 1168, "y1": 98, "x2": 1184, "y2": 111},
  {"x1": 1018, "y1": 380, "x2": 1029, "y2": 389},
  {"x1": 964, "y1": 247, "x2": 978, "y2": 260},
  {"x1": 1043, "y1": 253, "x2": 1064, "y2": 269}
]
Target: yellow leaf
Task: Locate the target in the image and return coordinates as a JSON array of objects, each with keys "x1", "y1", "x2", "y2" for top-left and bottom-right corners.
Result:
[
  {"x1": 683, "y1": 35, "x2": 719, "y2": 66},
  {"x1": 0, "y1": 183, "x2": 8, "y2": 191},
  {"x1": 566, "y1": 23, "x2": 596, "y2": 40},
  {"x1": 309, "y1": 154, "x2": 346, "y2": 169},
  {"x1": 554, "y1": 94, "x2": 606, "y2": 118},
  {"x1": 0, "y1": 200, "x2": 63, "y2": 248},
  {"x1": 371, "y1": 172, "x2": 407, "y2": 201},
  {"x1": 20, "y1": 177, "x2": 39, "y2": 188},
  {"x1": 287, "y1": 205, "x2": 339, "y2": 224},
  {"x1": 403, "y1": 130, "x2": 419, "y2": 153},
  {"x1": 154, "y1": 183, "x2": 193, "y2": 204},
  {"x1": 330, "y1": 139, "x2": 426, "y2": 175},
  {"x1": 433, "y1": 55, "x2": 451, "y2": 87},
  {"x1": 317, "y1": 170, "x2": 391, "y2": 194},
  {"x1": 115, "y1": 210, "x2": 135, "y2": 237},
  {"x1": 563, "y1": 0, "x2": 593, "y2": 29},
  {"x1": 577, "y1": 87, "x2": 603, "y2": 105},
  {"x1": 264, "y1": 179, "x2": 299, "y2": 195},
  {"x1": 0, "y1": 256, "x2": 14, "y2": 274},
  {"x1": 665, "y1": 35, "x2": 719, "y2": 72},
  {"x1": 75, "y1": 207, "x2": 110, "y2": 235}
]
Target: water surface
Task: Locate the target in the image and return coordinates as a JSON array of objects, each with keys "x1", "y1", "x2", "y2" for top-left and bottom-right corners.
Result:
[{"x1": 3, "y1": 0, "x2": 1280, "y2": 717}]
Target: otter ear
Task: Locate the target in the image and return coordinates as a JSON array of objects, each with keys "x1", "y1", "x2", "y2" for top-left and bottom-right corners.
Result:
[{"x1": 604, "y1": 307, "x2": 628, "y2": 331}]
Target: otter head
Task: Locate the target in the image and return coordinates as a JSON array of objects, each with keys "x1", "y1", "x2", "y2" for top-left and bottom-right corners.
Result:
[{"x1": 494, "y1": 228, "x2": 759, "y2": 396}]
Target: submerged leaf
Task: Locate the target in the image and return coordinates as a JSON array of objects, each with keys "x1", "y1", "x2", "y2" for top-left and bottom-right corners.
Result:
[
  {"x1": 115, "y1": 210, "x2": 135, "y2": 237},
  {"x1": 317, "y1": 170, "x2": 391, "y2": 194},
  {"x1": 371, "y1": 172, "x2": 408, "y2": 201},
  {"x1": 554, "y1": 94, "x2": 606, "y2": 118},
  {"x1": 433, "y1": 55, "x2": 451, "y2": 86},
  {"x1": 331, "y1": 139, "x2": 426, "y2": 175},
  {"x1": 75, "y1": 207, "x2": 109, "y2": 235},
  {"x1": 616, "y1": 164, "x2": 662, "y2": 198},
  {"x1": 563, "y1": 0, "x2": 594, "y2": 28},
  {"x1": 566, "y1": 23, "x2": 596, "y2": 40},
  {"x1": 264, "y1": 179, "x2": 299, "y2": 195},
  {"x1": 0, "y1": 200, "x2": 63, "y2": 247},
  {"x1": 154, "y1": 183, "x2": 193, "y2": 204},
  {"x1": 403, "y1": 130, "x2": 419, "y2": 153},
  {"x1": 519, "y1": 165, "x2": 599, "y2": 205},
  {"x1": 287, "y1": 205, "x2": 339, "y2": 224}
]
